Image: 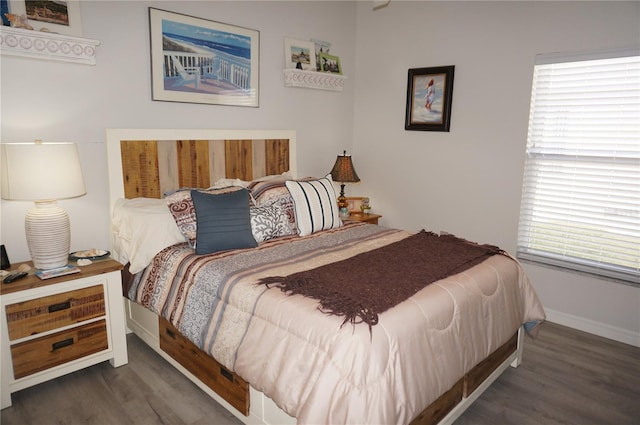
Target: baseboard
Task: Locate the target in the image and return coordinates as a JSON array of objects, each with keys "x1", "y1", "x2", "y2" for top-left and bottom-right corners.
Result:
[{"x1": 544, "y1": 308, "x2": 640, "y2": 347}]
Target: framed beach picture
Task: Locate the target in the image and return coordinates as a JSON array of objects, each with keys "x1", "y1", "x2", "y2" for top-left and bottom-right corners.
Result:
[
  {"x1": 319, "y1": 52, "x2": 342, "y2": 74},
  {"x1": 284, "y1": 37, "x2": 316, "y2": 71},
  {"x1": 149, "y1": 8, "x2": 259, "y2": 107},
  {"x1": 8, "y1": 0, "x2": 83, "y2": 35},
  {"x1": 405, "y1": 66, "x2": 455, "y2": 132}
]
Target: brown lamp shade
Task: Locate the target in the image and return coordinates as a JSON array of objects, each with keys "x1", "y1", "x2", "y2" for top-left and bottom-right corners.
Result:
[
  {"x1": 330, "y1": 151, "x2": 360, "y2": 183},
  {"x1": 330, "y1": 151, "x2": 360, "y2": 209}
]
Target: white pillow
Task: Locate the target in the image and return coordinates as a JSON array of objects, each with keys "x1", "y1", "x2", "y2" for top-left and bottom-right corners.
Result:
[
  {"x1": 111, "y1": 198, "x2": 186, "y2": 274},
  {"x1": 285, "y1": 176, "x2": 342, "y2": 237},
  {"x1": 208, "y1": 172, "x2": 293, "y2": 190}
]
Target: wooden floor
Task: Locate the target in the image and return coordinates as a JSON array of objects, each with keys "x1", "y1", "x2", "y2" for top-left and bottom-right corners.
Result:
[{"x1": 2, "y1": 322, "x2": 639, "y2": 424}]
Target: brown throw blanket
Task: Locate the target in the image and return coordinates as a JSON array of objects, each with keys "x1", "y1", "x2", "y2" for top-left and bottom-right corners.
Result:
[{"x1": 258, "y1": 231, "x2": 506, "y2": 330}]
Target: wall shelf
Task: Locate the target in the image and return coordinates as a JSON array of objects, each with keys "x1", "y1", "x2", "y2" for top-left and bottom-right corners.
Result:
[
  {"x1": 0, "y1": 26, "x2": 100, "y2": 65},
  {"x1": 283, "y1": 69, "x2": 346, "y2": 91}
]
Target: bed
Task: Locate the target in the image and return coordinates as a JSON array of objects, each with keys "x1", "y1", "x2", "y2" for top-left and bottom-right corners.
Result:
[{"x1": 106, "y1": 128, "x2": 545, "y2": 425}]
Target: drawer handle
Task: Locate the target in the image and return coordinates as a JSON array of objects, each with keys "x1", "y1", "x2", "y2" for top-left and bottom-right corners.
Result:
[
  {"x1": 48, "y1": 301, "x2": 71, "y2": 313},
  {"x1": 165, "y1": 328, "x2": 176, "y2": 339},
  {"x1": 52, "y1": 338, "x2": 74, "y2": 351},
  {"x1": 220, "y1": 367, "x2": 234, "y2": 382}
]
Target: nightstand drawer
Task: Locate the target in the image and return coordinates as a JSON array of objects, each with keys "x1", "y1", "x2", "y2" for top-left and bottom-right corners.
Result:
[
  {"x1": 10, "y1": 320, "x2": 108, "y2": 379},
  {"x1": 5, "y1": 285, "x2": 105, "y2": 341}
]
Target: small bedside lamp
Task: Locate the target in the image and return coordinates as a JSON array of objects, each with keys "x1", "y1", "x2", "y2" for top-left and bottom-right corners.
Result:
[
  {"x1": 1, "y1": 141, "x2": 86, "y2": 270},
  {"x1": 330, "y1": 150, "x2": 360, "y2": 208}
]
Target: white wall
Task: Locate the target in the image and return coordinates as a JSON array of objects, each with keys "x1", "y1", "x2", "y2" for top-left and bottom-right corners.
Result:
[
  {"x1": 352, "y1": 1, "x2": 640, "y2": 345},
  {"x1": 1, "y1": 1, "x2": 638, "y2": 346},
  {"x1": 1, "y1": 1, "x2": 357, "y2": 261}
]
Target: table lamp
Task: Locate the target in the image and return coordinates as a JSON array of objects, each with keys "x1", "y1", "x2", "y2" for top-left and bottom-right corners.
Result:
[
  {"x1": 1, "y1": 141, "x2": 86, "y2": 270},
  {"x1": 330, "y1": 150, "x2": 360, "y2": 208}
]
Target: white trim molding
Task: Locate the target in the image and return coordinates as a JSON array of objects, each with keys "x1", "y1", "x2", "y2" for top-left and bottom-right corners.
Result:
[
  {"x1": 283, "y1": 69, "x2": 346, "y2": 91},
  {"x1": 0, "y1": 26, "x2": 100, "y2": 65},
  {"x1": 545, "y1": 308, "x2": 640, "y2": 347}
]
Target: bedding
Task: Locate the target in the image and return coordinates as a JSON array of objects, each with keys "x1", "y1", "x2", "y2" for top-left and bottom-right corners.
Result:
[
  {"x1": 126, "y1": 222, "x2": 545, "y2": 424},
  {"x1": 110, "y1": 197, "x2": 186, "y2": 274}
]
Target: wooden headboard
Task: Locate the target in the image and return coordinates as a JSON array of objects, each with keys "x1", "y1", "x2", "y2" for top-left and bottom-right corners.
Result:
[{"x1": 106, "y1": 129, "x2": 296, "y2": 211}]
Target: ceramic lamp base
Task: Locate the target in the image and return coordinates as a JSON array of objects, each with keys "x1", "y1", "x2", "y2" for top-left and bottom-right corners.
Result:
[{"x1": 25, "y1": 200, "x2": 70, "y2": 270}]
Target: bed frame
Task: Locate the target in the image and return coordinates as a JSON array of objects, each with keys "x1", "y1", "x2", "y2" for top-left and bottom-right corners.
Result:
[{"x1": 106, "y1": 128, "x2": 524, "y2": 425}]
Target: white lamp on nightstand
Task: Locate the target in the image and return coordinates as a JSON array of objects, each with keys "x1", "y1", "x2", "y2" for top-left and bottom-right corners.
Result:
[{"x1": 1, "y1": 141, "x2": 86, "y2": 270}]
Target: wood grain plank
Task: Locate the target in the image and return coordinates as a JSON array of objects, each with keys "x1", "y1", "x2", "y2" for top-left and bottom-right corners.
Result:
[
  {"x1": 210, "y1": 139, "x2": 226, "y2": 184},
  {"x1": 177, "y1": 140, "x2": 210, "y2": 189},
  {"x1": 265, "y1": 139, "x2": 290, "y2": 176},
  {"x1": 252, "y1": 139, "x2": 266, "y2": 178},
  {"x1": 157, "y1": 141, "x2": 179, "y2": 196},
  {"x1": 120, "y1": 141, "x2": 161, "y2": 198},
  {"x1": 225, "y1": 140, "x2": 253, "y2": 180}
]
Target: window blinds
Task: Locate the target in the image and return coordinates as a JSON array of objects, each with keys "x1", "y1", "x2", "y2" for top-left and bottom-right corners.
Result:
[{"x1": 517, "y1": 51, "x2": 640, "y2": 284}]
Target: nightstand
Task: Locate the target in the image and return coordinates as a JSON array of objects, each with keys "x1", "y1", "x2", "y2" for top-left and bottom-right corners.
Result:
[
  {"x1": 345, "y1": 213, "x2": 382, "y2": 225},
  {"x1": 0, "y1": 258, "x2": 128, "y2": 409}
]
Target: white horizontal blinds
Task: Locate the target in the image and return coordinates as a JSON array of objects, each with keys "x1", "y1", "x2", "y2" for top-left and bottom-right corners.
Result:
[{"x1": 518, "y1": 52, "x2": 640, "y2": 284}]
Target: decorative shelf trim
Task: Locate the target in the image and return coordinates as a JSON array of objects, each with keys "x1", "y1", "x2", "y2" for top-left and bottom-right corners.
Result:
[
  {"x1": 283, "y1": 69, "x2": 347, "y2": 91},
  {"x1": 0, "y1": 27, "x2": 100, "y2": 65}
]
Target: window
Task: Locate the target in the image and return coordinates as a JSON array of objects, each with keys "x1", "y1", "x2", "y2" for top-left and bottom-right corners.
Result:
[{"x1": 517, "y1": 49, "x2": 640, "y2": 285}]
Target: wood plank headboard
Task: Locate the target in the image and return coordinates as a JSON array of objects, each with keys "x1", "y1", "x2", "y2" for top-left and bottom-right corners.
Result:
[{"x1": 106, "y1": 129, "x2": 297, "y2": 212}]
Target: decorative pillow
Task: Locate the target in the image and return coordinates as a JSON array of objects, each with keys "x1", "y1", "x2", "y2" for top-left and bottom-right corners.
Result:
[
  {"x1": 250, "y1": 204, "x2": 294, "y2": 243},
  {"x1": 285, "y1": 176, "x2": 342, "y2": 237},
  {"x1": 191, "y1": 189, "x2": 257, "y2": 255},
  {"x1": 248, "y1": 180, "x2": 297, "y2": 232},
  {"x1": 165, "y1": 186, "x2": 244, "y2": 247}
]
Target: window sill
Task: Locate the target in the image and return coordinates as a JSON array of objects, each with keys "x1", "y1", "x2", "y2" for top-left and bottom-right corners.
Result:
[{"x1": 0, "y1": 26, "x2": 100, "y2": 65}]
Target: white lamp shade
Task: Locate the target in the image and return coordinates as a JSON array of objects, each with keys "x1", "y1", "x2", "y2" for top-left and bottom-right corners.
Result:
[
  {"x1": 1, "y1": 142, "x2": 86, "y2": 201},
  {"x1": 1, "y1": 142, "x2": 86, "y2": 269}
]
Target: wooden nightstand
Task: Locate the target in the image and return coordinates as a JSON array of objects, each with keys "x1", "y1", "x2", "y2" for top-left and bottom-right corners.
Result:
[
  {"x1": 0, "y1": 258, "x2": 128, "y2": 409},
  {"x1": 345, "y1": 213, "x2": 382, "y2": 225}
]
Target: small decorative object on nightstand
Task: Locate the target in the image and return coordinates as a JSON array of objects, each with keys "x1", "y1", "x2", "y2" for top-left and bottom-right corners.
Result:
[{"x1": 0, "y1": 258, "x2": 128, "y2": 409}]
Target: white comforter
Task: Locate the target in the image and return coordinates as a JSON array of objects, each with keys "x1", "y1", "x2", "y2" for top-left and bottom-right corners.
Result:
[{"x1": 128, "y1": 224, "x2": 545, "y2": 424}]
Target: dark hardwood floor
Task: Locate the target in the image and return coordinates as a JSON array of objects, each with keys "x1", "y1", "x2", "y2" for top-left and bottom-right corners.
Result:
[{"x1": 2, "y1": 322, "x2": 639, "y2": 424}]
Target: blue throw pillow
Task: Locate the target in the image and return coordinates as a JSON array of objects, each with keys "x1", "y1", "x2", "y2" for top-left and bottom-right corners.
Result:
[{"x1": 191, "y1": 188, "x2": 257, "y2": 255}]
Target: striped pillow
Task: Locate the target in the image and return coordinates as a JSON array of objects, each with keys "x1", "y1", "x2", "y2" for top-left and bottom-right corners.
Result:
[{"x1": 286, "y1": 176, "x2": 342, "y2": 236}]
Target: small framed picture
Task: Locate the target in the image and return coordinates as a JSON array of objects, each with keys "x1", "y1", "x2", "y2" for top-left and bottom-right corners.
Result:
[
  {"x1": 405, "y1": 65, "x2": 455, "y2": 132},
  {"x1": 8, "y1": 0, "x2": 83, "y2": 36},
  {"x1": 346, "y1": 196, "x2": 365, "y2": 213},
  {"x1": 319, "y1": 52, "x2": 342, "y2": 74},
  {"x1": 311, "y1": 38, "x2": 331, "y2": 71},
  {"x1": 284, "y1": 37, "x2": 316, "y2": 71}
]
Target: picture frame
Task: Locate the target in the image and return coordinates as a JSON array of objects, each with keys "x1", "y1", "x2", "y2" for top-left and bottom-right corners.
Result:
[
  {"x1": 319, "y1": 52, "x2": 342, "y2": 75},
  {"x1": 8, "y1": 0, "x2": 83, "y2": 36},
  {"x1": 1, "y1": 0, "x2": 10, "y2": 26},
  {"x1": 284, "y1": 37, "x2": 316, "y2": 71},
  {"x1": 405, "y1": 65, "x2": 455, "y2": 132},
  {"x1": 149, "y1": 8, "x2": 259, "y2": 107},
  {"x1": 1, "y1": 245, "x2": 10, "y2": 270},
  {"x1": 311, "y1": 38, "x2": 331, "y2": 71},
  {"x1": 346, "y1": 196, "x2": 366, "y2": 214}
]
